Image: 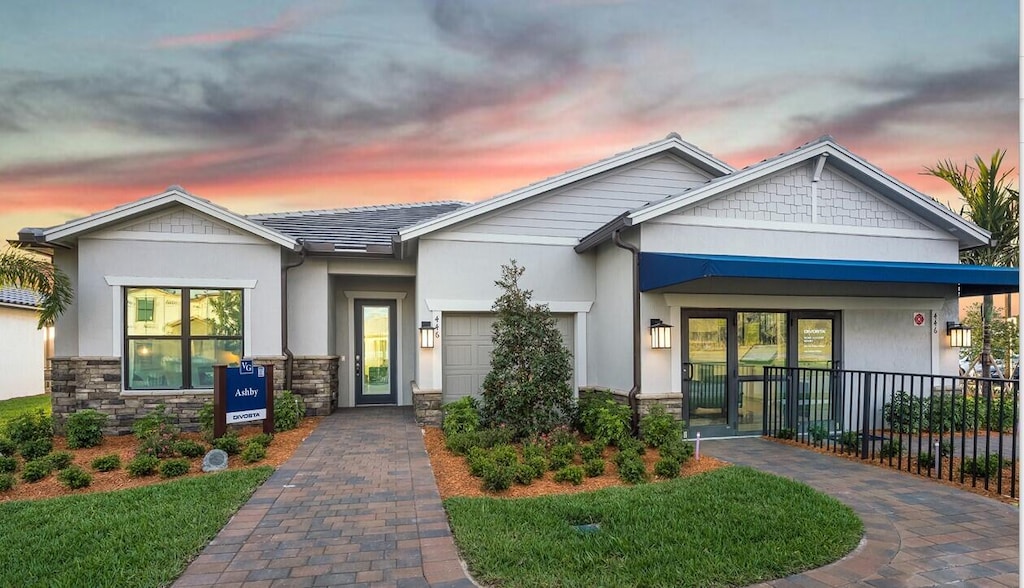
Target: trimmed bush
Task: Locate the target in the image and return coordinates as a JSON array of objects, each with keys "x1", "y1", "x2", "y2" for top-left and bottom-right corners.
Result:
[
  {"x1": 18, "y1": 438, "x2": 52, "y2": 461},
  {"x1": 4, "y1": 409, "x2": 53, "y2": 445},
  {"x1": 0, "y1": 437, "x2": 17, "y2": 457},
  {"x1": 961, "y1": 454, "x2": 1004, "y2": 479},
  {"x1": 916, "y1": 452, "x2": 937, "y2": 469},
  {"x1": 591, "y1": 400, "x2": 632, "y2": 448},
  {"x1": 577, "y1": 389, "x2": 615, "y2": 436},
  {"x1": 57, "y1": 466, "x2": 92, "y2": 490},
  {"x1": 0, "y1": 456, "x2": 17, "y2": 474},
  {"x1": 776, "y1": 428, "x2": 796, "y2": 440},
  {"x1": 442, "y1": 397, "x2": 480, "y2": 436},
  {"x1": 521, "y1": 441, "x2": 546, "y2": 461},
  {"x1": 659, "y1": 440, "x2": 695, "y2": 466},
  {"x1": 44, "y1": 451, "x2": 74, "y2": 471},
  {"x1": 173, "y1": 439, "x2": 207, "y2": 459},
  {"x1": 65, "y1": 409, "x2": 107, "y2": 449},
  {"x1": 134, "y1": 405, "x2": 179, "y2": 458},
  {"x1": 554, "y1": 465, "x2": 585, "y2": 485},
  {"x1": 274, "y1": 390, "x2": 305, "y2": 432},
  {"x1": 654, "y1": 457, "x2": 681, "y2": 479},
  {"x1": 127, "y1": 454, "x2": 160, "y2": 478},
  {"x1": 198, "y1": 402, "x2": 215, "y2": 442},
  {"x1": 467, "y1": 447, "x2": 492, "y2": 478},
  {"x1": 879, "y1": 439, "x2": 902, "y2": 459},
  {"x1": 615, "y1": 448, "x2": 648, "y2": 485},
  {"x1": 0, "y1": 473, "x2": 14, "y2": 492},
  {"x1": 839, "y1": 432, "x2": 861, "y2": 453},
  {"x1": 547, "y1": 443, "x2": 576, "y2": 471},
  {"x1": 21, "y1": 459, "x2": 51, "y2": 483},
  {"x1": 212, "y1": 433, "x2": 241, "y2": 455},
  {"x1": 580, "y1": 443, "x2": 603, "y2": 462},
  {"x1": 241, "y1": 442, "x2": 267, "y2": 464},
  {"x1": 640, "y1": 404, "x2": 680, "y2": 448},
  {"x1": 583, "y1": 458, "x2": 605, "y2": 478},
  {"x1": 481, "y1": 461, "x2": 515, "y2": 492},
  {"x1": 248, "y1": 433, "x2": 274, "y2": 449},
  {"x1": 513, "y1": 463, "x2": 537, "y2": 485},
  {"x1": 160, "y1": 458, "x2": 191, "y2": 478},
  {"x1": 91, "y1": 454, "x2": 122, "y2": 472},
  {"x1": 524, "y1": 455, "x2": 547, "y2": 479},
  {"x1": 489, "y1": 444, "x2": 519, "y2": 468}
]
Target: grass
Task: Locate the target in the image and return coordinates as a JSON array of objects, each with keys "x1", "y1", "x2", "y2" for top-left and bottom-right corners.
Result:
[
  {"x1": 0, "y1": 467, "x2": 273, "y2": 587},
  {"x1": 0, "y1": 394, "x2": 50, "y2": 429},
  {"x1": 445, "y1": 466, "x2": 863, "y2": 588}
]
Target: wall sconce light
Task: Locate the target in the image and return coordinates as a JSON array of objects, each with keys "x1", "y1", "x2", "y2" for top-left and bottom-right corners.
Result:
[
  {"x1": 650, "y1": 319, "x2": 672, "y2": 349},
  {"x1": 946, "y1": 322, "x2": 971, "y2": 348},
  {"x1": 419, "y1": 318, "x2": 439, "y2": 349}
]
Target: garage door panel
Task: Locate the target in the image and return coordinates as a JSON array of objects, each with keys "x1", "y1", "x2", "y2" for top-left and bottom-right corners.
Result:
[{"x1": 445, "y1": 344, "x2": 474, "y2": 366}]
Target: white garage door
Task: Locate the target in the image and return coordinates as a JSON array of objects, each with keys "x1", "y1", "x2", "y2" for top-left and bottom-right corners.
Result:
[{"x1": 442, "y1": 313, "x2": 574, "y2": 404}]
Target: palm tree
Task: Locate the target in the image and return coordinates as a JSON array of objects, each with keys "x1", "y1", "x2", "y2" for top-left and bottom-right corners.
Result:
[
  {"x1": 925, "y1": 150, "x2": 1019, "y2": 378},
  {"x1": 0, "y1": 247, "x2": 73, "y2": 328}
]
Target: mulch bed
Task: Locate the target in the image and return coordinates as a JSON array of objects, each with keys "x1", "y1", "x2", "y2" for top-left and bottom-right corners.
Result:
[
  {"x1": 422, "y1": 426, "x2": 727, "y2": 499},
  {"x1": 0, "y1": 417, "x2": 320, "y2": 502}
]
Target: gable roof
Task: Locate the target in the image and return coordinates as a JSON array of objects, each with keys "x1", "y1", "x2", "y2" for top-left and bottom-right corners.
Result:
[
  {"x1": 396, "y1": 133, "x2": 734, "y2": 242},
  {"x1": 38, "y1": 187, "x2": 299, "y2": 250},
  {"x1": 249, "y1": 201, "x2": 467, "y2": 253},
  {"x1": 0, "y1": 287, "x2": 40, "y2": 309},
  {"x1": 576, "y1": 136, "x2": 992, "y2": 252}
]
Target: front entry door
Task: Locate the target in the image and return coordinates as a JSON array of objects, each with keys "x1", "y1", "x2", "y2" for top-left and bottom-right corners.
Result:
[
  {"x1": 354, "y1": 299, "x2": 397, "y2": 405},
  {"x1": 682, "y1": 313, "x2": 733, "y2": 437}
]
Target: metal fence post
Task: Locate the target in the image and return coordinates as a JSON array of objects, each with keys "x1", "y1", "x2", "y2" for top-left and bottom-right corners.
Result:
[{"x1": 860, "y1": 372, "x2": 873, "y2": 459}]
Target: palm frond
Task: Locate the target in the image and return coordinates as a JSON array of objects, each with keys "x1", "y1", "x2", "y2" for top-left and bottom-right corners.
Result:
[{"x1": 0, "y1": 247, "x2": 73, "y2": 327}]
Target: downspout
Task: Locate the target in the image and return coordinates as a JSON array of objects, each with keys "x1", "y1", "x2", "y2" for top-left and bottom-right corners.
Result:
[
  {"x1": 810, "y1": 153, "x2": 829, "y2": 223},
  {"x1": 612, "y1": 229, "x2": 642, "y2": 435},
  {"x1": 282, "y1": 243, "x2": 308, "y2": 390}
]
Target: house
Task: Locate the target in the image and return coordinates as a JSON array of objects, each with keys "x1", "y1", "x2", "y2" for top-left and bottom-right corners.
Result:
[
  {"x1": 17, "y1": 134, "x2": 1017, "y2": 436},
  {"x1": 0, "y1": 287, "x2": 53, "y2": 400}
]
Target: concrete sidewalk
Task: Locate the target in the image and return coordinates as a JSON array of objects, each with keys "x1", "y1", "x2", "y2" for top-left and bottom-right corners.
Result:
[
  {"x1": 173, "y1": 407, "x2": 475, "y2": 588},
  {"x1": 703, "y1": 438, "x2": 1019, "y2": 587}
]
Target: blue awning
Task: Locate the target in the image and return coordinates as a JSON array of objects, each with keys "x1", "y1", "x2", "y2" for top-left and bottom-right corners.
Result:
[{"x1": 639, "y1": 252, "x2": 1019, "y2": 296}]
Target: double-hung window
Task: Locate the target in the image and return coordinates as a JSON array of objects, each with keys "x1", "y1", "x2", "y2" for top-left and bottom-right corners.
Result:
[{"x1": 125, "y1": 287, "x2": 243, "y2": 390}]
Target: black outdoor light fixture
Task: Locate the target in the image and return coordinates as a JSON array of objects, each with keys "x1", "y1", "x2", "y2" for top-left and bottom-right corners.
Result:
[
  {"x1": 650, "y1": 318, "x2": 672, "y2": 349},
  {"x1": 419, "y1": 318, "x2": 440, "y2": 349},
  {"x1": 946, "y1": 322, "x2": 971, "y2": 348}
]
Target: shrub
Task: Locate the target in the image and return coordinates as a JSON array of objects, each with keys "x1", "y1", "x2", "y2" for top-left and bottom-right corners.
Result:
[
  {"x1": 133, "y1": 404, "x2": 174, "y2": 439},
  {"x1": 577, "y1": 389, "x2": 615, "y2": 436},
  {"x1": 18, "y1": 438, "x2": 52, "y2": 461},
  {"x1": 524, "y1": 455, "x2": 547, "y2": 479},
  {"x1": 583, "y1": 458, "x2": 606, "y2": 478},
  {"x1": 198, "y1": 402, "x2": 215, "y2": 442},
  {"x1": 513, "y1": 463, "x2": 537, "y2": 485},
  {"x1": 467, "y1": 447, "x2": 492, "y2": 478},
  {"x1": 776, "y1": 428, "x2": 796, "y2": 440},
  {"x1": 212, "y1": 433, "x2": 241, "y2": 455},
  {"x1": 44, "y1": 451, "x2": 74, "y2": 470},
  {"x1": 248, "y1": 433, "x2": 274, "y2": 449},
  {"x1": 65, "y1": 409, "x2": 107, "y2": 449},
  {"x1": 274, "y1": 390, "x2": 305, "y2": 432},
  {"x1": 839, "y1": 431, "x2": 861, "y2": 453},
  {"x1": 0, "y1": 473, "x2": 13, "y2": 492},
  {"x1": 489, "y1": 444, "x2": 519, "y2": 468},
  {"x1": 0, "y1": 456, "x2": 16, "y2": 474},
  {"x1": 445, "y1": 431, "x2": 480, "y2": 456},
  {"x1": 481, "y1": 262, "x2": 575, "y2": 439},
  {"x1": 616, "y1": 452, "x2": 648, "y2": 485},
  {"x1": 21, "y1": 459, "x2": 51, "y2": 483},
  {"x1": 554, "y1": 465, "x2": 585, "y2": 485},
  {"x1": 592, "y1": 400, "x2": 632, "y2": 448},
  {"x1": 654, "y1": 456, "x2": 681, "y2": 479},
  {"x1": 916, "y1": 452, "x2": 937, "y2": 469},
  {"x1": 127, "y1": 454, "x2": 160, "y2": 478},
  {"x1": 808, "y1": 424, "x2": 829, "y2": 445},
  {"x1": 580, "y1": 443, "x2": 603, "y2": 462},
  {"x1": 160, "y1": 458, "x2": 191, "y2": 478},
  {"x1": 4, "y1": 409, "x2": 53, "y2": 445},
  {"x1": 659, "y1": 440, "x2": 695, "y2": 466},
  {"x1": 878, "y1": 439, "x2": 902, "y2": 459},
  {"x1": 617, "y1": 437, "x2": 646, "y2": 457},
  {"x1": 547, "y1": 443, "x2": 576, "y2": 471},
  {"x1": 241, "y1": 442, "x2": 267, "y2": 464},
  {"x1": 481, "y1": 462, "x2": 515, "y2": 492},
  {"x1": 961, "y1": 454, "x2": 1005, "y2": 479},
  {"x1": 884, "y1": 391, "x2": 923, "y2": 433},
  {"x1": 541, "y1": 425, "x2": 579, "y2": 449},
  {"x1": 57, "y1": 466, "x2": 92, "y2": 490},
  {"x1": 173, "y1": 439, "x2": 207, "y2": 459},
  {"x1": 134, "y1": 405, "x2": 179, "y2": 458},
  {"x1": 521, "y1": 441, "x2": 546, "y2": 462},
  {"x1": 0, "y1": 437, "x2": 15, "y2": 457},
  {"x1": 91, "y1": 454, "x2": 122, "y2": 472},
  {"x1": 442, "y1": 397, "x2": 480, "y2": 437},
  {"x1": 640, "y1": 404, "x2": 680, "y2": 448}
]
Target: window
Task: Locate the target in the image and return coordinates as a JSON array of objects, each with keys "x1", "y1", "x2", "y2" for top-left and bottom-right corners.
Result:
[{"x1": 125, "y1": 287, "x2": 243, "y2": 390}]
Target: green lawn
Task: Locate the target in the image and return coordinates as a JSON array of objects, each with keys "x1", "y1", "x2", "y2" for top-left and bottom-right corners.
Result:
[
  {"x1": 0, "y1": 394, "x2": 50, "y2": 429},
  {"x1": 0, "y1": 467, "x2": 273, "y2": 587},
  {"x1": 445, "y1": 466, "x2": 863, "y2": 588}
]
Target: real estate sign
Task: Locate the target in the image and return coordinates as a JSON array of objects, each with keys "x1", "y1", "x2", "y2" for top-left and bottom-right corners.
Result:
[{"x1": 214, "y1": 360, "x2": 274, "y2": 437}]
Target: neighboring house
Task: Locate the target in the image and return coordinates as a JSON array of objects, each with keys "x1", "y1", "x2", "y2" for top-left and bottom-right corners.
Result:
[
  {"x1": 17, "y1": 134, "x2": 1017, "y2": 436},
  {"x1": 0, "y1": 287, "x2": 52, "y2": 400}
]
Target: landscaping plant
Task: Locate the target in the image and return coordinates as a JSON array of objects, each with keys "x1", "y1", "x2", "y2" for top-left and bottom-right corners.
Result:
[
  {"x1": 481, "y1": 261, "x2": 574, "y2": 439},
  {"x1": 43, "y1": 451, "x2": 74, "y2": 471},
  {"x1": 274, "y1": 390, "x2": 305, "y2": 432},
  {"x1": 553, "y1": 465, "x2": 585, "y2": 485},
  {"x1": 0, "y1": 473, "x2": 13, "y2": 492},
  {"x1": 21, "y1": 459, "x2": 51, "y2": 483},
  {"x1": 57, "y1": 466, "x2": 92, "y2": 490},
  {"x1": 0, "y1": 456, "x2": 16, "y2": 474},
  {"x1": 91, "y1": 454, "x2": 121, "y2": 472},
  {"x1": 4, "y1": 409, "x2": 52, "y2": 447},
  {"x1": 212, "y1": 432, "x2": 241, "y2": 455},
  {"x1": 878, "y1": 439, "x2": 902, "y2": 459},
  {"x1": 241, "y1": 441, "x2": 267, "y2": 464},
  {"x1": 18, "y1": 438, "x2": 52, "y2": 461},
  {"x1": 134, "y1": 404, "x2": 180, "y2": 458},
  {"x1": 547, "y1": 443, "x2": 576, "y2": 471},
  {"x1": 64, "y1": 409, "x2": 107, "y2": 449},
  {"x1": 248, "y1": 433, "x2": 274, "y2": 449},
  {"x1": 198, "y1": 401, "x2": 215, "y2": 441},
  {"x1": 583, "y1": 458, "x2": 606, "y2": 478},
  {"x1": 127, "y1": 454, "x2": 160, "y2": 478},
  {"x1": 442, "y1": 397, "x2": 480, "y2": 436},
  {"x1": 160, "y1": 458, "x2": 191, "y2": 478},
  {"x1": 640, "y1": 404, "x2": 681, "y2": 448},
  {"x1": 0, "y1": 437, "x2": 15, "y2": 457},
  {"x1": 961, "y1": 454, "x2": 1005, "y2": 479},
  {"x1": 592, "y1": 400, "x2": 632, "y2": 447},
  {"x1": 173, "y1": 439, "x2": 207, "y2": 459}
]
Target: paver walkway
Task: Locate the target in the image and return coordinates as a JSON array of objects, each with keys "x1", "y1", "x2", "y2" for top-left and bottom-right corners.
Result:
[
  {"x1": 703, "y1": 438, "x2": 1019, "y2": 587},
  {"x1": 174, "y1": 407, "x2": 475, "y2": 588}
]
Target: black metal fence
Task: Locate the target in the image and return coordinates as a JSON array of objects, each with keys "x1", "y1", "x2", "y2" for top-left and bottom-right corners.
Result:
[{"x1": 763, "y1": 366, "x2": 1019, "y2": 499}]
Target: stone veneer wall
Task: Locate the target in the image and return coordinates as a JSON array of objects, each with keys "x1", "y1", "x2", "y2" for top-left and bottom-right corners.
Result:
[
  {"x1": 48, "y1": 355, "x2": 338, "y2": 435},
  {"x1": 411, "y1": 384, "x2": 442, "y2": 426}
]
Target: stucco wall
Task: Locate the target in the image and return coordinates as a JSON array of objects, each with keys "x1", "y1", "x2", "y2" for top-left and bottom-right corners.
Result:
[
  {"x1": 287, "y1": 258, "x2": 330, "y2": 356},
  {"x1": 588, "y1": 240, "x2": 634, "y2": 392},
  {"x1": 53, "y1": 248, "x2": 79, "y2": 357},
  {"x1": 0, "y1": 306, "x2": 46, "y2": 399}
]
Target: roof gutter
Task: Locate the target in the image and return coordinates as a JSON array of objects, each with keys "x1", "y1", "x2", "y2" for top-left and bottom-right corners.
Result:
[
  {"x1": 280, "y1": 240, "x2": 334, "y2": 389},
  {"x1": 612, "y1": 228, "x2": 641, "y2": 435},
  {"x1": 575, "y1": 212, "x2": 631, "y2": 253}
]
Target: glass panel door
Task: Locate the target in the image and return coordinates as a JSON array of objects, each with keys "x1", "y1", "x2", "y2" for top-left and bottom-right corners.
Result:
[
  {"x1": 794, "y1": 315, "x2": 840, "y2": 436},
  {"x1": 355, "y1": 300, "x2": 397, "y2": 405},
  {"x1": 737, "y1": 312, "x2": 787, "y2": 434},
  {"x1": 683, "y1": 316, "x2": 731, "y2": 436}
]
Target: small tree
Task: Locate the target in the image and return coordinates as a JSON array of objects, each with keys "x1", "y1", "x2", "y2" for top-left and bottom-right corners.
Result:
[{"x1": 481, "y1": 261, "x2": 574, "y2": 439}]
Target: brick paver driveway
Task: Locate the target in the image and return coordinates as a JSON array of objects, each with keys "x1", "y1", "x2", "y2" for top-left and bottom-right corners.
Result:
[
  {"x1": 174, "y1": 407, "x2": 475, "y2": 588},
  {"x1": 703, "y1": 438, "x2": 1019, "y2": 587}
]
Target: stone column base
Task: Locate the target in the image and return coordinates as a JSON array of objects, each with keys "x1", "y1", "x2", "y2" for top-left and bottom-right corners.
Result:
[{"x1": 412, "y1": 383, "x2": 442, "y2": 426}]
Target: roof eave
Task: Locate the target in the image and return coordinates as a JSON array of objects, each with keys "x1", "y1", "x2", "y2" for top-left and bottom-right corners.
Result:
[{"x1": 575, "y1": 213, "x2": 632, "y2": 253}]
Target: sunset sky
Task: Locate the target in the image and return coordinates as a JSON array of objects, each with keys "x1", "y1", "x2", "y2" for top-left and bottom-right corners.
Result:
[{"x1": 0, "y1": 0, "x2": 1018, "y2": 242}]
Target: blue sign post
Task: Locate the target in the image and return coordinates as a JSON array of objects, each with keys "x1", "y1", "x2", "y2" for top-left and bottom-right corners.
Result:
[{"x1": 214, "y1": 360, "x2": 274, "y2": 438}]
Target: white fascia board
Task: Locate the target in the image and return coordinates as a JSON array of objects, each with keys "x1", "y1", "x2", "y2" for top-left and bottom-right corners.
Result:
[
  {"x1": 425, "y1": 299, "x2": 593, "y2": 313},
  {"x1": 105, "y1": 276, "x2": 259, "y2": 288},
  {"x1": 397, "y1": 138, "x2": 734, "y2": 242},
  {"x1": 44, "y1": 189, "x2": 299, "y2": 250}
]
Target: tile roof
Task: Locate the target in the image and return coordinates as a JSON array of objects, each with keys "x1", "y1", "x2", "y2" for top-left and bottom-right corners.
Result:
[
  {"x1": 0, "y1": 287, "x2": 40, "y2": 308},
  {"x1": 248, "y1": 201, "x2": 468, "y2": 251}
]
